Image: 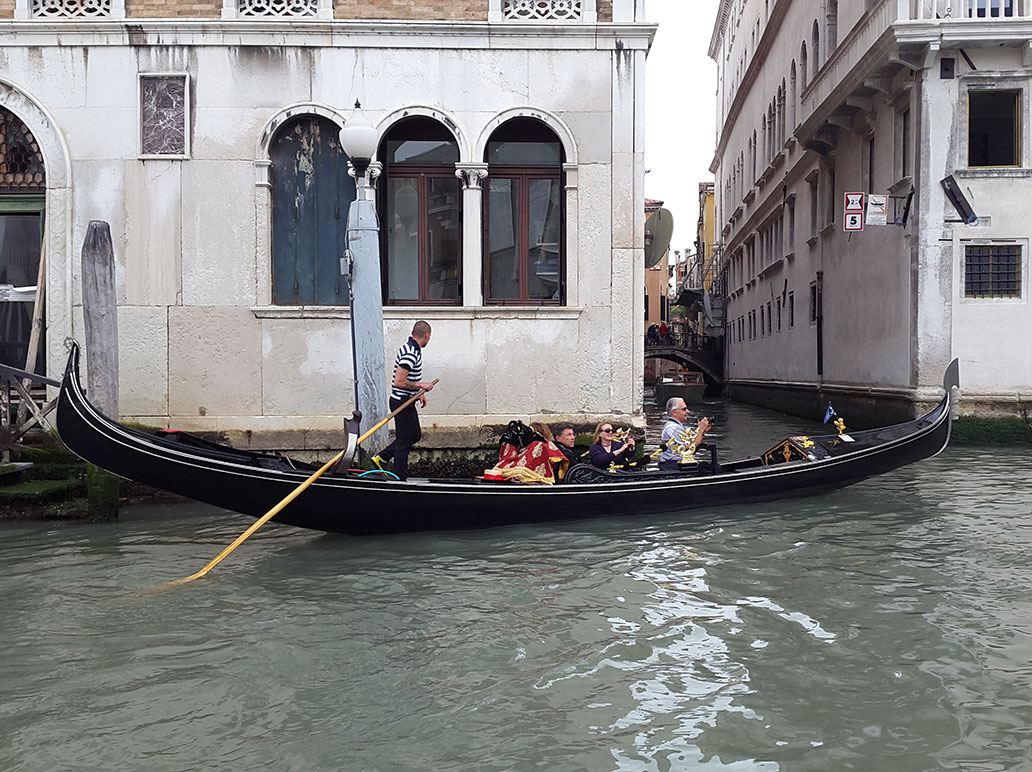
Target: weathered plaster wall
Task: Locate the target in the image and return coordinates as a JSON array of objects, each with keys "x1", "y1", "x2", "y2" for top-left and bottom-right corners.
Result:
[{"x1": 0, "y1": 21, "x2": 653, "y2": 446}]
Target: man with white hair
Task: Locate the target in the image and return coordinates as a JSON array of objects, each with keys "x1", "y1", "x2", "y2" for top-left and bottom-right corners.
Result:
[{"x1": 658, "y1": 397, "x2": 711, "y2": 471}]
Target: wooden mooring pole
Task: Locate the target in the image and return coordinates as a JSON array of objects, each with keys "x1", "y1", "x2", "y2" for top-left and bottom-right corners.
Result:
[{"x1": 81, "y1": 221, "x2": 120, "y2": 521}]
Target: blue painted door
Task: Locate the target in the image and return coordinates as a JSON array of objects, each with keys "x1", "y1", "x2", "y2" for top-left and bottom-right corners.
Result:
[{"x1": 270, "y1": 116, "x2": 356, "y2": 305}]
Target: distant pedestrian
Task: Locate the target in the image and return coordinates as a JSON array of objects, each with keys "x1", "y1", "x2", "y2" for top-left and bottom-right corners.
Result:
[
  {"x1": 372, "y1": 321, "x2": 434, "y2": 481},
  {"x1": 659, "y1": 321, "x2": 670, "y2": 343}
]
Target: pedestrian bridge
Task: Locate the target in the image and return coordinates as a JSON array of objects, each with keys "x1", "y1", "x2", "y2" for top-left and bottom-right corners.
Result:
[{"x1": 645, "y1": 344, "x2": 723, "y2": 387}]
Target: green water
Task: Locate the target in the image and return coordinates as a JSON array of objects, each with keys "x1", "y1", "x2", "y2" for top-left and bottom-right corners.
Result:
[{"x1": 1, "y1": 403, "x2": 1030, "y2": 771}]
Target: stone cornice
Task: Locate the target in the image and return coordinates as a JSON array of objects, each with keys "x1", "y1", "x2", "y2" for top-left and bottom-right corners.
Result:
[
  {"x1": 0, "y1": 18, "x2": 657, "y2": 48},
  {"x1": 707, "y1": 0, "x2": 733, "y2": 60}
]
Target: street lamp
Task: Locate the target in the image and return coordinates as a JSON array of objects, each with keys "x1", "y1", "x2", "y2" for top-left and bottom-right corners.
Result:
[
  {"x1": 340, "y1": 100, "x2": 388, "y2": 457},
  {"x1": 340, "y1": 101, "x2": 377, "y2": 196}
]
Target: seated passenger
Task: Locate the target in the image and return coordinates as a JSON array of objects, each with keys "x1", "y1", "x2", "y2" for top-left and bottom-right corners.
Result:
[
  {"x1": 549, "y1": 421, "x2": 579, "y2": 481},
  {"x1": 658, "y1": 397, "x2": 711, "y2": 471},
  {"x1": 588, "y1": 422, "x2": 636, "y2": 470},
  {"x1": 551, "y1": 422, "x2": 579, "y2": 464}
]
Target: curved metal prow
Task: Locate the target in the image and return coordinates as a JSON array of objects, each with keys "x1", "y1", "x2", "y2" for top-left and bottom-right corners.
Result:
[{"x1": 942, "y1": 358, "x2": 960, "y2": 393}]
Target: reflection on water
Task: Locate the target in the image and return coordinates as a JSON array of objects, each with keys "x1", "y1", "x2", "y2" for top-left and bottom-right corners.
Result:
[{"x1": 1, "y1": 401, "x2": 1030, "y2": 771}]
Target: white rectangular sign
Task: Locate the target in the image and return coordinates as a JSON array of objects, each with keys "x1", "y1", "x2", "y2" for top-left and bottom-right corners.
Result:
[
  {"x1": 843, "y1": 212, "x2": 864, "y2": 232},
  {"x1": 866, "y1": 194, "x2": 888, "y2": 226}
]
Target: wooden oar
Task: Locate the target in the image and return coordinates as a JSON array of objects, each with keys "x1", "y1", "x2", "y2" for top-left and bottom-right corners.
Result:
[{"x1": 165, "y1": 380, "x2": 438, "y2": 586}]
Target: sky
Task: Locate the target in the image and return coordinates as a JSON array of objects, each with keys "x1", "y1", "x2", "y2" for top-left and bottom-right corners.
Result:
[{"x1": 643, "y1": 0, "x2": 721, "y2": 259}]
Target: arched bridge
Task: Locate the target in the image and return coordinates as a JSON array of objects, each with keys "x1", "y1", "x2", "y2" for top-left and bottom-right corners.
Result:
[{"x1": 645, "y1": 345, "x2": 723, "y2": 386}]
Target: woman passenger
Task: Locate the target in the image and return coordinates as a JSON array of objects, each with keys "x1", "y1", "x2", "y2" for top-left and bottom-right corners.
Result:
[{"x1": 588, "y1": 422, "x2": 636, "y2": 470}]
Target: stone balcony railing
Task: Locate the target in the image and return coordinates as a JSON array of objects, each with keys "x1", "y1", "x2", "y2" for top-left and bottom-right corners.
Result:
[
  {"x1": 798, "y1": 0, "x2": 1032, "y2": 142},
  {"x1": 909, "y1": 0, "x2": 1032, "y2": 19}
]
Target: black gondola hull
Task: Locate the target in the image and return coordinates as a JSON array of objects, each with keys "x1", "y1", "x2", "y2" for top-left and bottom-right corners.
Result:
[{"x1": 55, "y1": 344, "x2": 957, "y2": 535}]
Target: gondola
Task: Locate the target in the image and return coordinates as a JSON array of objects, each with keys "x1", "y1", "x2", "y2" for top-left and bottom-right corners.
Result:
[{"x1": 55, "y1": 342, "x2": 958, "y2": 535}]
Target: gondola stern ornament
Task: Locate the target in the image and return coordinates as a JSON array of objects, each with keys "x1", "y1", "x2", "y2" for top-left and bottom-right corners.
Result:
[{"x1": 944, "y1": 358, "x2": 961, "y2": 419}]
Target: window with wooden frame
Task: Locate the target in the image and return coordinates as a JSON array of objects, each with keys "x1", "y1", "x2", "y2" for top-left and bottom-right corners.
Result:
[
  {"x1": 484, "y1": 119, "x2": 564, "y2": 305},
  {"x1": 380, "y1": 118, "x2": 461, "y2": 305}
]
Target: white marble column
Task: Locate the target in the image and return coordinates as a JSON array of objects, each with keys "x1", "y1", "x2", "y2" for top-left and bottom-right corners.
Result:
[{"x1": 456, "y1": 163, "x2": 488, "y2": 307}]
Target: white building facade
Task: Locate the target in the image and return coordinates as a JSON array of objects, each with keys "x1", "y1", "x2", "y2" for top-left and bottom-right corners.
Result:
[
  {"x1": 0, "y1": 0, "x2": 654, "y2": 451},
  {"x1": 710, "y1": 0, "x2": 1032, "y2": 420}
]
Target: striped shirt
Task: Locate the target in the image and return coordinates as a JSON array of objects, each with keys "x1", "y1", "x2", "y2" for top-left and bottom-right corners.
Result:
[{"x1": 390, "y1": 336, "x2": 423, "y2": 400}]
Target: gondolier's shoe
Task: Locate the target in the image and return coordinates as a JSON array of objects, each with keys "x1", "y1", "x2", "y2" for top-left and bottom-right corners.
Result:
[{"x1": 371, "y1": 454, "x2": 387, "y2": 471}]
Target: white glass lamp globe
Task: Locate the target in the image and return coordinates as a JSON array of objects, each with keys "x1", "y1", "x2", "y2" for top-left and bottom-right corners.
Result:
[{"x1": 339, "y1": 101, "x2": 378, "y2": 165}]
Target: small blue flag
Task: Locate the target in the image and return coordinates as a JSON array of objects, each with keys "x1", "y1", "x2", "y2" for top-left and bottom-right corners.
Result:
[{"x1": 823, "y1": 403, "x2": 836, "y2": 424}]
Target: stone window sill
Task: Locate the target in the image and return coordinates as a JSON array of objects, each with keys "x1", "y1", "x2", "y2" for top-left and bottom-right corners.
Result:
[{"x1": 251, "y1": 305, "x2": 585, "y2": 320}]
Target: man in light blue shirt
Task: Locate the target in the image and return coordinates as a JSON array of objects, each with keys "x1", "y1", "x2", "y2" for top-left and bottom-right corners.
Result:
[{"x1": 659, "y1": 397, "x2": 711, "y2": 471}]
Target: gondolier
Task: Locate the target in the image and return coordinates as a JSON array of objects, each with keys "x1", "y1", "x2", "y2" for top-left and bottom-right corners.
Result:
[{"x1": 372, "y1": 321, "x2": 434, "y2": 480}]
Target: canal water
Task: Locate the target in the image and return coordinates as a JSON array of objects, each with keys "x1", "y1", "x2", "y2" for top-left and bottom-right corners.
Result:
[{"x1": 2, "y1": 398, "x2": 1031, "y2": 771}]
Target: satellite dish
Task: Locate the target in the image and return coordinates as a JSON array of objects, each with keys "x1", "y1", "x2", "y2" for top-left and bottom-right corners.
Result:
[{"x1": 644, "y1": 208, "x2": 674, "y2": 269}]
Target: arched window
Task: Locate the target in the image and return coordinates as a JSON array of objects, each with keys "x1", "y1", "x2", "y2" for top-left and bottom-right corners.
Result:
[
  {"x1": 800, "y1": 42, "x2": 809, "y2": 90},
  {"x1": 812, "y1": 20, "x2": 821, "y2": 80},
  {"x1": 790, "y1": 60, "x2": 797, "y2": 129},
  {"x1": 761, "y1": 114, "x2": 768, "y2": 162},
  {"x1": 751, "y1": 130, "x2": 757, "y2": 179},
  {"x1": 379, "y1": 118, "x2": 461, "y2": 304},
  {"x1": 827, "y1": 0, "x2": 838, "y2": 51},
  {"x1": 270, "y1": 115, "x2": 354, "y2": 305},
  {"x1": 484, "y1": 118, "x2": 564, "y2": 305},
  {"x1": 768, "y1": 102, "x2": 776, "y2": 160},
  {"x1": 779, "y1": 80, "x2": 786, "y2": 146}
]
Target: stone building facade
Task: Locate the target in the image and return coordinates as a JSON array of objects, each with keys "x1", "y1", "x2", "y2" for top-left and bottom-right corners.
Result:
[
  {"x1": 710, "y1": 0, "x2": 1032, "y2": 421},
  {"x1": 0, "y1": 0, "x2": 654, "y2": 452}
]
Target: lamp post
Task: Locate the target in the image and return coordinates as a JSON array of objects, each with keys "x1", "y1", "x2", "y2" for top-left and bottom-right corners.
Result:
[{"x1": 340, "y1": 101, "x2": 389, "y2": 456}]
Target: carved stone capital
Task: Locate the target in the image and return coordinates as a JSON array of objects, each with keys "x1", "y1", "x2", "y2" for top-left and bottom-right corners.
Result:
[
  {"x1": 455, "y1": 163, "x2": 489, "y2": 190},
  {"x1": 347, "y1": 160, "x2": 383, "y2": 194}
]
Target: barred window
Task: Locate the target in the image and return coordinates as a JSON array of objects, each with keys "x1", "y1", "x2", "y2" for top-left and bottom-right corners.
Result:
[
  {"x1": 965, "y1": 244, "x2": 1022, "y2": 298},
  {"x1": 0, "y1": 108, "x2": 46, "y2": 190}
]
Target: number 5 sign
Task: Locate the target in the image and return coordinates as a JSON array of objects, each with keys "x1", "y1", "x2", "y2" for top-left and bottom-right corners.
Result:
[{"x1": 844, "y1": 212, "x2": 864, "y2": 232}]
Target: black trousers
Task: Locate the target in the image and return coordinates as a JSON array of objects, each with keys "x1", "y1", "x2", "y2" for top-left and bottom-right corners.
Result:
[{"x1": 378, "y1": 396, "x2": 421, "y2": 480}]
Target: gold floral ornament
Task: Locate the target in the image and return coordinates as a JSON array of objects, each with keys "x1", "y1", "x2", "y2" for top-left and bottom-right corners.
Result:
[
  {"x1": 833, "y1": 417, "x2": 847, "y2": 434},
  {"x1": 650, "y1": 426, "x2": 699, "y2": 464}
]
